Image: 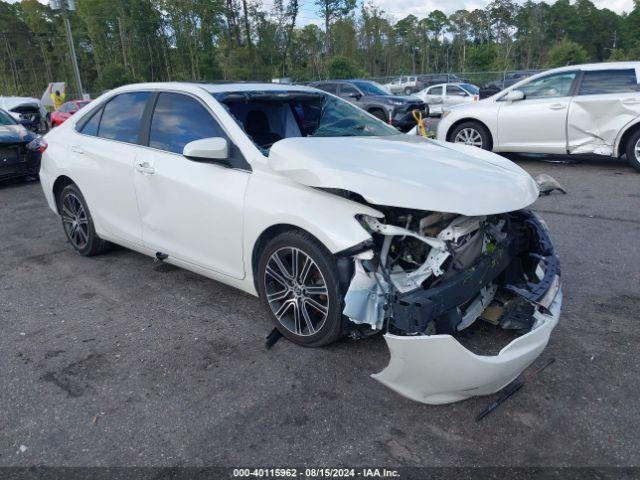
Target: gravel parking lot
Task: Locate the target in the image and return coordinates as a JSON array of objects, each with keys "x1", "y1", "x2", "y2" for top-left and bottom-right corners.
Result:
[{"x1": 1, "y1": 155, "x2": 639, "y2": 469}]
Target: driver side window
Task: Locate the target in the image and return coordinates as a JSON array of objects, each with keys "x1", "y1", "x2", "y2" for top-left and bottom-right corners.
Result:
[
  {"x1": 519, "y1": 72, "x2": 577, "y2": 99},
  {"x1": 149, "y1": 93, "x2": 225, "y2": 154}
]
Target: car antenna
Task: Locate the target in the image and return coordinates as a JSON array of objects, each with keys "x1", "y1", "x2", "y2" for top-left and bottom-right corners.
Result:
[{"x1": 476, "y1": 357, "x2": 555, "y2": 422}]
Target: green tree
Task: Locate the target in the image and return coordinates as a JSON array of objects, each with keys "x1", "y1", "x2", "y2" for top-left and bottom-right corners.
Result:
[
  {"x1": 546, "y1": 39, "x2": 589, "y2": 67},
  {"x1": 326, "y1": 55, "x2": 363, "y2": 78}
]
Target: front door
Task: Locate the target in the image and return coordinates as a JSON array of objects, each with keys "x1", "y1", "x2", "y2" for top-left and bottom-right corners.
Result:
[
  {"x1": 133, "y1": 92, "x2": 249, "y2": 279},
  {"x1": 497, "y1": 71, "x2": 578, "y2": 154}
]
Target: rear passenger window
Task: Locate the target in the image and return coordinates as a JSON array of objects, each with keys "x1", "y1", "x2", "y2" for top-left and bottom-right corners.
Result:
[
  {"x1": 579, "y1": 69, "x2": 638, "y2": 95},
  {"x1": 79, "y1": 107, "x2": 102, "y2": 136},
  {"x1": 98, "y1": 92, "x2": 150, "y2": 144},
  {"x1": 149, "y1": 93, "x2": 224, "y2": 154}
]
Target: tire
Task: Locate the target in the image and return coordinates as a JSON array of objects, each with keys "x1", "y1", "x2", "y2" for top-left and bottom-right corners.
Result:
[
  {"x1": 449, "y1": 121, "x2": 492, "y2": 151},
  {"x1": 257, "y1": 230, "x2": 343, "y2": 347},
  {"x1": 57, "y1": 183, "x2": 111, "y2": 256},
  {"x1": 370, "y1": 109, "x2": 387, "y2": 122},
  {"x1": 404, "y1": 87, "x2": 413, "y2": 95},
  {"x1": 626, "y1": 129, "x2": 640, "y2": 172}
]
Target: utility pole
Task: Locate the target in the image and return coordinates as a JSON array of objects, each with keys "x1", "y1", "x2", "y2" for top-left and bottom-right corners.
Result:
[{"x1": 51, "y1": 0, "x2": 84, "y2": 98}]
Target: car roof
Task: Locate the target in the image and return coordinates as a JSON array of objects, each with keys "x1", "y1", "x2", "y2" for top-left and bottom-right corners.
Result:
[
  {"x1": 543, "y1": 61, "x2": 640, "y2": 74},
  {"x1": 108, "y1": 82, "x2": 319, "y2": 95}
]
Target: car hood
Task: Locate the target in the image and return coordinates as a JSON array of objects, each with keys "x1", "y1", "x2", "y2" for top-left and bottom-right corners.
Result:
[
  {"x1": 268, "y1": 135, "x2": 539, "y2": 216},
  {"x1": 0, "y1": 124, "x2": 32, "y2": 143}
]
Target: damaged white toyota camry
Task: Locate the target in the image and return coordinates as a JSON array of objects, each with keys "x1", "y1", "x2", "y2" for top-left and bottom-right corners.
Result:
[{"x1": 40, "y1": 82, "x2": 562, "y2": 404}]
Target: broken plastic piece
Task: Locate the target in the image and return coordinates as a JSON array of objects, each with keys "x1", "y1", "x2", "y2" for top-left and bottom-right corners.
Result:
[{"x1": 535, "y1": 174, "x2": 567, "y2": 196}]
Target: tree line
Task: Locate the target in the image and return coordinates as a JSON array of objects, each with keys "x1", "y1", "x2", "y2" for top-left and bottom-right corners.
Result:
[{"x1": 1, "y1": 0, "x2": 639, "y2": 98}]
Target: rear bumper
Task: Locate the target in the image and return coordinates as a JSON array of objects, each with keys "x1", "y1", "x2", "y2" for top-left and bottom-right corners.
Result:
[{"x1": 372, "y1": 285, "x2": 561, "y2": 404}]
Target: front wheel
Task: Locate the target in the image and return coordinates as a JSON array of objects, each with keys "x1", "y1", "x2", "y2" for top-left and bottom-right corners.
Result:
[
  {"x1": 257, "y1": 230, "x2": 343, "y2": 347},
  {"x1": 450, "y1": 121, "x2": 492, "y2": 150},
  {"x1": 626, "y1": 129, "x2": 640, "y2": 172}
]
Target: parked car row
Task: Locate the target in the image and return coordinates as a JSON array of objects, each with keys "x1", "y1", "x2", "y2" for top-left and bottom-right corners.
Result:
[{"x1": 384, "y1": 74, "x2": 468, "y2": 95}]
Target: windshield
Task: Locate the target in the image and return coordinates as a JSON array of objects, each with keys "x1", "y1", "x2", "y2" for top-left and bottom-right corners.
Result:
[
  {"x1": 352, "y1": 81, "x2": 388, "y2": 96},
  {"x1": 461, "y1": 84, "x2": 479, "y2": 95},
  {"x1": 0, "y1": 109, "x2": 17, "y2": 126},
  {"x1": 217, "y1": 91, "x2": 400, "y2": 153}
]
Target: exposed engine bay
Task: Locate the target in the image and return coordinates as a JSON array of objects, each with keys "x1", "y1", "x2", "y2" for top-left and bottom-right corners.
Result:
[{"x1": 339, "y1": 204, "x2": 562, "y2": 404}]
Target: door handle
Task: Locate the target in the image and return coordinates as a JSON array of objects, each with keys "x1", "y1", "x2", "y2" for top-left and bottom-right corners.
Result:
[
  {"x1": 549, "y1": 104, "x2": 566, "y2": 110},
  {"x1": 70, "y1": 145, "x2": 84, "y2": 154},
  {"x1": 136, "y1": 162, "x2": 155, "y2": 174}
]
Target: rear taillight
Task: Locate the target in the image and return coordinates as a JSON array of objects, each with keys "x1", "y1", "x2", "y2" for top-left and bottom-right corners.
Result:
[{"x1": 26, "y1": 136, "x2": 48, "y2": 153}]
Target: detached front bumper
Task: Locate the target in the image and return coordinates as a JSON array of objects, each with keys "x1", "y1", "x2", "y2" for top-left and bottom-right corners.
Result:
[
  {"x1": 346, "y1": 210, "x2": 563, "y2": 404},
  {"x1": 372, "y1": 285, "x2": 561, "y2": 404}
]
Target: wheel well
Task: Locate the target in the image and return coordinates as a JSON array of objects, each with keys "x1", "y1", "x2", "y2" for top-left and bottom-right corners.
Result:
[
  {"x1": 368, "y1": 107, "x2": 387, "y2": 117},
  {"x1": 251, "y1": 224, "x2": 312, "y2": 293},
  {"x1": 52, "y1": 175, "x2": 75, "y2": 212},
  {"x1": 446, "y1": 118, "x2": 494, "y2": 149},
  {"x1": 619, "y1": 123, "x2": 640, "y2": 158}
]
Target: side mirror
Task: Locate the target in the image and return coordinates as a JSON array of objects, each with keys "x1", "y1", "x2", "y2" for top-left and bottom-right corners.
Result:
[
  {"x1": 349, "y1": 92, "x2": 362, "y2": 100},
  {"x1": 505, "y1": 89, "x2": 525, "y2": 102},
  {"x1": 183, "y1": 137, "x2": 229, "y2": 162}
]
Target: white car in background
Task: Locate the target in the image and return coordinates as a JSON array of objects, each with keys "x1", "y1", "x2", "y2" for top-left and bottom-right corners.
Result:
[
  {"x1": 0, "y1": 96, "x2": 48, "y2": 133},
  {"x1": 40, "y1": 82, "x2": 561, "y2": 405},
  {"x1": 415, "y1": 82, "x2": 480, "y2": 116},
  {"x1": 437, "y1": 62, "x2": 640, "y2": 171}
]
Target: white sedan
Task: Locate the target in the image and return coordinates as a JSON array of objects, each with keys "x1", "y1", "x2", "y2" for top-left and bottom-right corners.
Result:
[
  {"x1": 415, "y1": 82, "x2": 480, "y2": 116},
  {"x1": 437, "y1": 62, "x2": 640, "y2": 171},
  {"x1": 40, "y1": 82, "x2": 562, "y2": 404}
]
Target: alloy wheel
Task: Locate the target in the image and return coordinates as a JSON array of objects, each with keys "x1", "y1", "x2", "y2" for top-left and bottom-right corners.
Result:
[
  {"x1": 635, "y1": 137, "x2": 640, "y2": 161},
  {"x1": 454, "y1": 128, "x2": 483, "y2": 148},
  {"x1": 61, "y1": 192, "x2": 89, "y2": 250},
  {"x1": 264, "y1": 247, "x2": 329, "y2": 337}
]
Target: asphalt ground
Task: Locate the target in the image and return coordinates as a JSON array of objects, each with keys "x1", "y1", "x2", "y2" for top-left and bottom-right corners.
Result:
[{"x1": 1, "y1": 154, "x2": 639, "y2": 469}]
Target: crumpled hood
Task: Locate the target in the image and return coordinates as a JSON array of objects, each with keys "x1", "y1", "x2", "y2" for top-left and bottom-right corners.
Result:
[
  {"x1": 268, "y1": 135, "x2": 539, "y2": 215},
  {"x1": 0, "y1": 124, "x2": 32, "y2": 143}
]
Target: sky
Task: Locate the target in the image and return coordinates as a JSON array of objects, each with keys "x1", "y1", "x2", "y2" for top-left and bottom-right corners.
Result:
[{"x1": 4, "y1": 0, "x2": 636, "y2": 24}]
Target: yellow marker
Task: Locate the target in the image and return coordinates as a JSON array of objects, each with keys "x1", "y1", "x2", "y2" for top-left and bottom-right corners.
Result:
[{"x1": 412, "y1": 109, "x2": 427, "y2": 138}]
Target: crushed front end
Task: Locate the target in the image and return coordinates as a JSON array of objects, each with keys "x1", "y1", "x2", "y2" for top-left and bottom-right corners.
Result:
[{"x1": 342, "y1": 208, "x2": 562, "y2": 404}]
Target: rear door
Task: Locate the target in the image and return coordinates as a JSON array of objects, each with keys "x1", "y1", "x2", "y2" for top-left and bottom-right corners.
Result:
[
  {"x1": 496, "y1": 71, "x2": 578, "y2": 153},
  {"x1": 133, "y1": 92, "x2": 249, "y2": 279},
  {"x1": 568, "y1": 68, "x2": 640, "y2": 155},
  {"x1": 71, "y1": 91, "x2": 150, "y2": 246}
]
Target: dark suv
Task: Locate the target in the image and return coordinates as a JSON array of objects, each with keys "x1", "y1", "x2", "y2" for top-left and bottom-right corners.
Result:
[{"x1": 308, "y1": 80, "x2": 428, "y2": 132}]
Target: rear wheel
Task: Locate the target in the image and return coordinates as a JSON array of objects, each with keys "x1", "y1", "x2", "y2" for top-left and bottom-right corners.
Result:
[
  {"x1": 450, "y1": 121, "x2": 492, "y2": 150},
  {"x1": 57, "y1": 183, "x2": 111, "y2": 256},
  {"x1": 257, "y1": 230, "x2": 343, "y2": 347},
  {"x1": 626, "y1": 129, "x2": 640, "y2": 172},
  {"x1": 404, "y1": 87, "x2": 413, "y2": 95}
]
